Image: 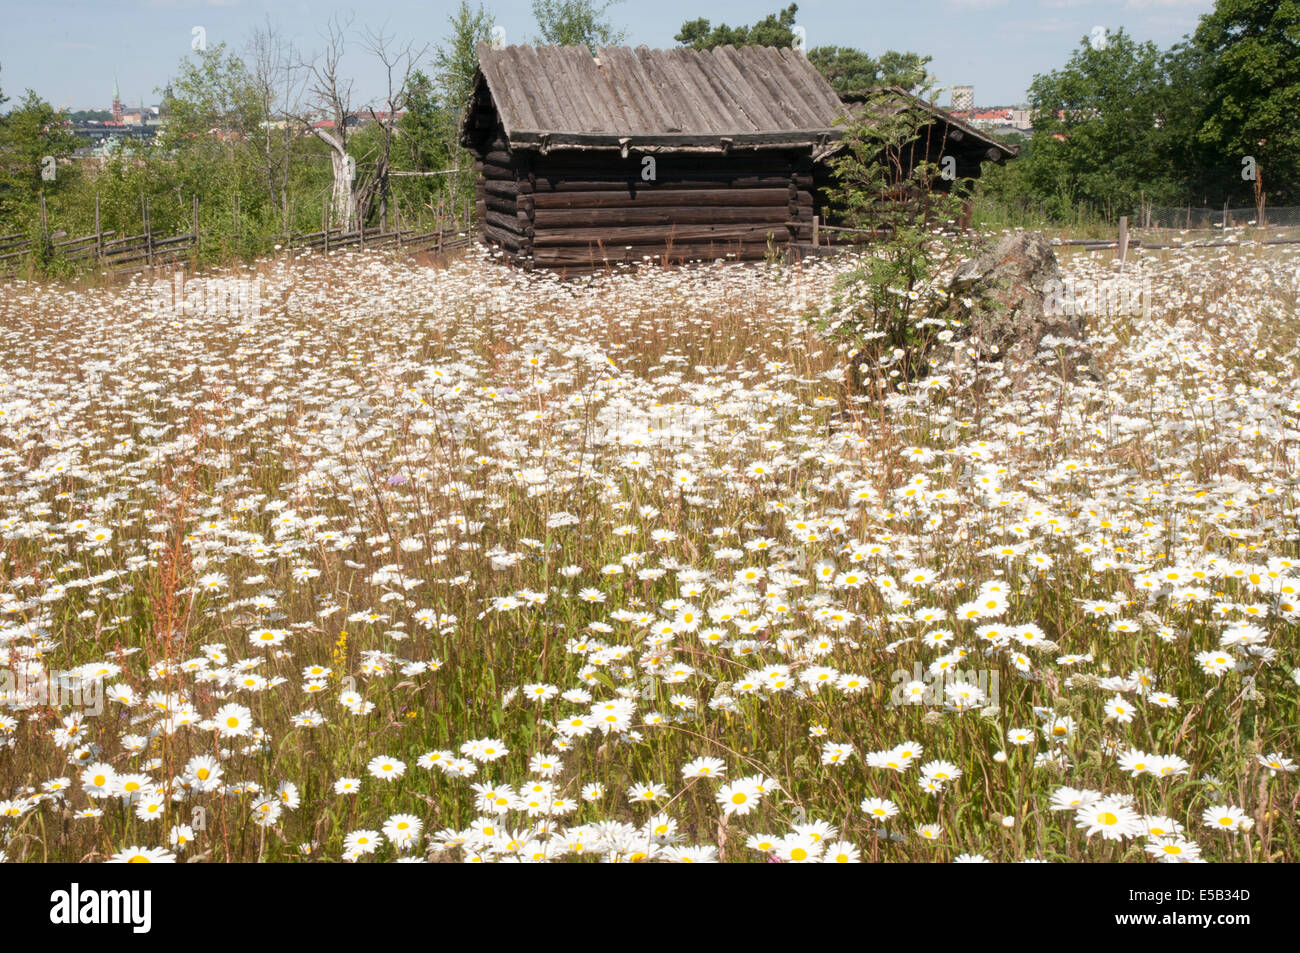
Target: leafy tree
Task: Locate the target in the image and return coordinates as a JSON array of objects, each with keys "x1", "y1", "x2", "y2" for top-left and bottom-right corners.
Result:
[
  {"x1": 437, "y1": 1, "x2": 495, "y2": 116},
  {"x1": 674, "y1": 9, "x2": 932, "y2": 96},
  {"x1": 0, "y1": 89, "x2": 80, "y2": 229},
  {"x1": 159, "y1": 43, "x2": 264, "y2": 148},
  {"x1": 676, "y1": 4, "x2": 798, "y2": 49},
  {"x1": 532, "y1": 0, "x2": 627, "y2": 49},
  {"x1": 875, "y1": 51, "x2": 934, "y2": 93},
  {"x1": 402, "y1": 1, "x2": 497, "y2": 229},
  {"x1": 1190, "y1": 0, "x2": 1300, "y2": 206},
  {"x1": 807, "y1": 46, "x2": 933, "y2": 95},
  {"x1": 157, "y1": 43, "x2": 270, "y2": 253},
  {"x1": 1013, "y1": 29, "x2": 1181, "y2": 220}
]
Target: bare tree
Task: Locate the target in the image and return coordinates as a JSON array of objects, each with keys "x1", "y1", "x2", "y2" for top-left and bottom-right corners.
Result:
[
  {"x1": 353, "y1": 27, "x2": 428, "y2": 231},
  {"x1": 248, "y1": 17, "x2": 306, "y2": 232},
  {"x1": 297, "y1": 14, "x2": 358, "y2": 230}
]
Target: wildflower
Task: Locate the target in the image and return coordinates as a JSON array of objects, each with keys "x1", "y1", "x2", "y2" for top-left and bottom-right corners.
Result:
[
  {"x1": 1202, "y1": 804, "x2": 1249, "y2": 832},
  {"x1": 717, "y1": 778, "x2": 762, "y2": 816},
  {"x1": 383, "y1": 814, "x2": 423, "y2": 850},
  {"x1": 108, "y1": 845, "x2": 176, "y2": 863},
  {"x1": 860, "y1": 797, "x2": 899, "y2": 821},
  {"x1": 1145, "y1": 837, "x2": 1202, "y2": 862},
  {"x1": 213, "y1": 703, "x2": 254, "y2": 738},
  {"x1": 627, "y1": 782, "x2": 668, "y2": 804},
  {"x1": 343, "y1": 830, "x2": 383, "y2": 857},
  {"x1": 1075, "y1": 798, "x2": 1143, "y2": 840},
  {"x1": 681, "y1": 756, "x2": 726, "y2": 779}
]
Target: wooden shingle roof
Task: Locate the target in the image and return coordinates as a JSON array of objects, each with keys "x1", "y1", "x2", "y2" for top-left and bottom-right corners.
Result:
[{"x1": 467, "y1": 43, "x2": 850, "y2": 154}]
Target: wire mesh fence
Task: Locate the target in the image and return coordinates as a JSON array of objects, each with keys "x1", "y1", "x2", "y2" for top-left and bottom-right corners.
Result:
[{"x1": 1145, "y1": 205, "x2": 1300, "y2": 233}]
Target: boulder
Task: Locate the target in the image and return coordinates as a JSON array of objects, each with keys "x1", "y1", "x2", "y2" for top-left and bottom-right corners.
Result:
[{"x1": 939, "y1": 231, "x2": 1094, "y2": 378}]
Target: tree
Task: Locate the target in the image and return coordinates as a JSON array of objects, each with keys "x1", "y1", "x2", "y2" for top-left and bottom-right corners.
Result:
[
  {"x1": 0, "y1": 89, "x2": 80, "y2": 227},
  {"x1": 248, "y1": 19, "x2": 306, "y2": 232},
  {"x1": 436, "y1": 1, "x2": 495, "y2": 117},
  {"x1": 297, "y1": 14, "x2": 361, "y2": 230},
  {"x1": 1015, "y1": 29, "x2": 1182, "y2": 219},
  {"x1": 351, "y1": 28, "x2": 428, "y2": 230},
  {"x1": 822, "y1": 91, "x2": 975, "y2": 395},
  {"x1": 532, "y1": 0, "x2": 627, "y2": 49},
  {"x1": 673, "y1": 8, "x2": 932, "y2": 95},
  {"x1": 1191, "y1": 0, "x2": 1300, "y2": 207},
  {"x1": 676, "y1": 4, "x2": 798, "y2": 49},
  {"x1": 412, "y1": 2, "x2": 496, "y2": 228},
  {"x1": 159, "y1": 43, "x2": 264, "y2": 147},
  {"x1": 876, "y1": 51, "x2": 934, "y2": 93},
  {"x1": 157, "y1": 42, "x2": 270, "y2": 250},
  {"x1": 807, "y1": 46, "x2": 933, "y2": 95}
]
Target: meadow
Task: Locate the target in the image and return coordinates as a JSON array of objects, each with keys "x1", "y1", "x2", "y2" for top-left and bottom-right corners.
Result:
[{"x1": 0, "y1": 239, "x2": 1296, "y2": 862}]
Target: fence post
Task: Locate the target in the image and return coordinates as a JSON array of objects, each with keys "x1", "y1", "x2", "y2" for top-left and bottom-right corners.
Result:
[
  {"x1": 192, "y1": 195, "x2": 199, "y2": 261},
  {"x1": 1223, "y1": 201, "x2": 1228, "y2": 232},
  {"x1": 1116, "y1": 216, "x2": 1128, "y2": 263},
  {"x1": 142, "y1": 194, "x2": 153, "y2": 268},
  {"x1": 94, "y1": 192, "x2": 103, "y2": 264},
  {"x1": 812, "y1": 214, "x2": 819, "y2": 248},
  {"x1": 323, "y1": 202, "x2": 330, "y2": 255}
]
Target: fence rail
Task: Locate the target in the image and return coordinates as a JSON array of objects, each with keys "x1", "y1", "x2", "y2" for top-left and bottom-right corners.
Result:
[{"x1": 1, "y1": 194, "x2": 474, "y2": 279}]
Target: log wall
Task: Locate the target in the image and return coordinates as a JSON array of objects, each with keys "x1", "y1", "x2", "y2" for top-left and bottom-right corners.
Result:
[{"x1": 472, "y1": 141, "x2": 816, "y2": 272}]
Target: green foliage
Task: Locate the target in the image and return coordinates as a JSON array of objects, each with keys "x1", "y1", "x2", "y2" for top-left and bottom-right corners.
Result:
[
  {"x1": 436, "y1": 1, "x2": 495, "y2": 114},
  {"x1": 392, "y1": 2, "x2": 495, "y2": 232},
  {"x1": 158, "y1": 44, "x2": 264, "y2": 148},
  {"x1": 673, "y1": 9, "x2": 932, "y2": 97},
  {"x1": 989, "y1": 1, "x2": 1300, "y2": 222},
  {"x1": 676, "y1": 4, "x2": 798, "y2": 49},
  {"x1": 822, "y1": 92, "x2": 975, "y2": 394},
  {"x1": 1191, "y1": 0, "x2": 1300, "y2": 205},
  {"x1": 1019, "y1": 30, "x2": 1178, "y2": 219},
  {"x1": 807, "y1": 47, "x2": 934, "y2": 96},
  {"x1": 532, "y1": 0, "x2": 627, "y2": 49},
  {"x1": 0, "y1": 88, "x2": 81, "y2": 231}
]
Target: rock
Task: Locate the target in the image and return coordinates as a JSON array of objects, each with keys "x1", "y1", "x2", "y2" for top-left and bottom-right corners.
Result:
[{"x1": 939, "y1": 231, "x2": 1095, "y2": 378}]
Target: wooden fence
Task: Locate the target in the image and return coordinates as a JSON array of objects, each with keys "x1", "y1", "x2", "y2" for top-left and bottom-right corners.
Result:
[
  {"x1": 798, "y1": 213, "x2": 1300, "y2": 260},
  {"x1": 0, "y1": 194, "x2": 473, "y2": 279}
]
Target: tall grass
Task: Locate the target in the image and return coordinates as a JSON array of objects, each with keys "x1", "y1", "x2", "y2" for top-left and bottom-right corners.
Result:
[{"x1": 0, "y1": 241, "x2": 1295, "y2": 862}]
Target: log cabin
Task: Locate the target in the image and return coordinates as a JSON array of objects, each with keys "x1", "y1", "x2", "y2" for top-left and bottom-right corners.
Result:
[{"x1": 461, "y1": 44, "x2": 1017, "y2": 271}]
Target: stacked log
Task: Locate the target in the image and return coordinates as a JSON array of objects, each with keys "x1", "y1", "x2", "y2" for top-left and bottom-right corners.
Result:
[{"x1": 477, "y1": 151, "x2": 816, "y2": 270}]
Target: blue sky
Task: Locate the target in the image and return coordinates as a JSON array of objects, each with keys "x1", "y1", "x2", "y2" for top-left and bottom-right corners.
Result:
[{"x1": 0, "y1": 0, "x2": 1215, "y2": 110}]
